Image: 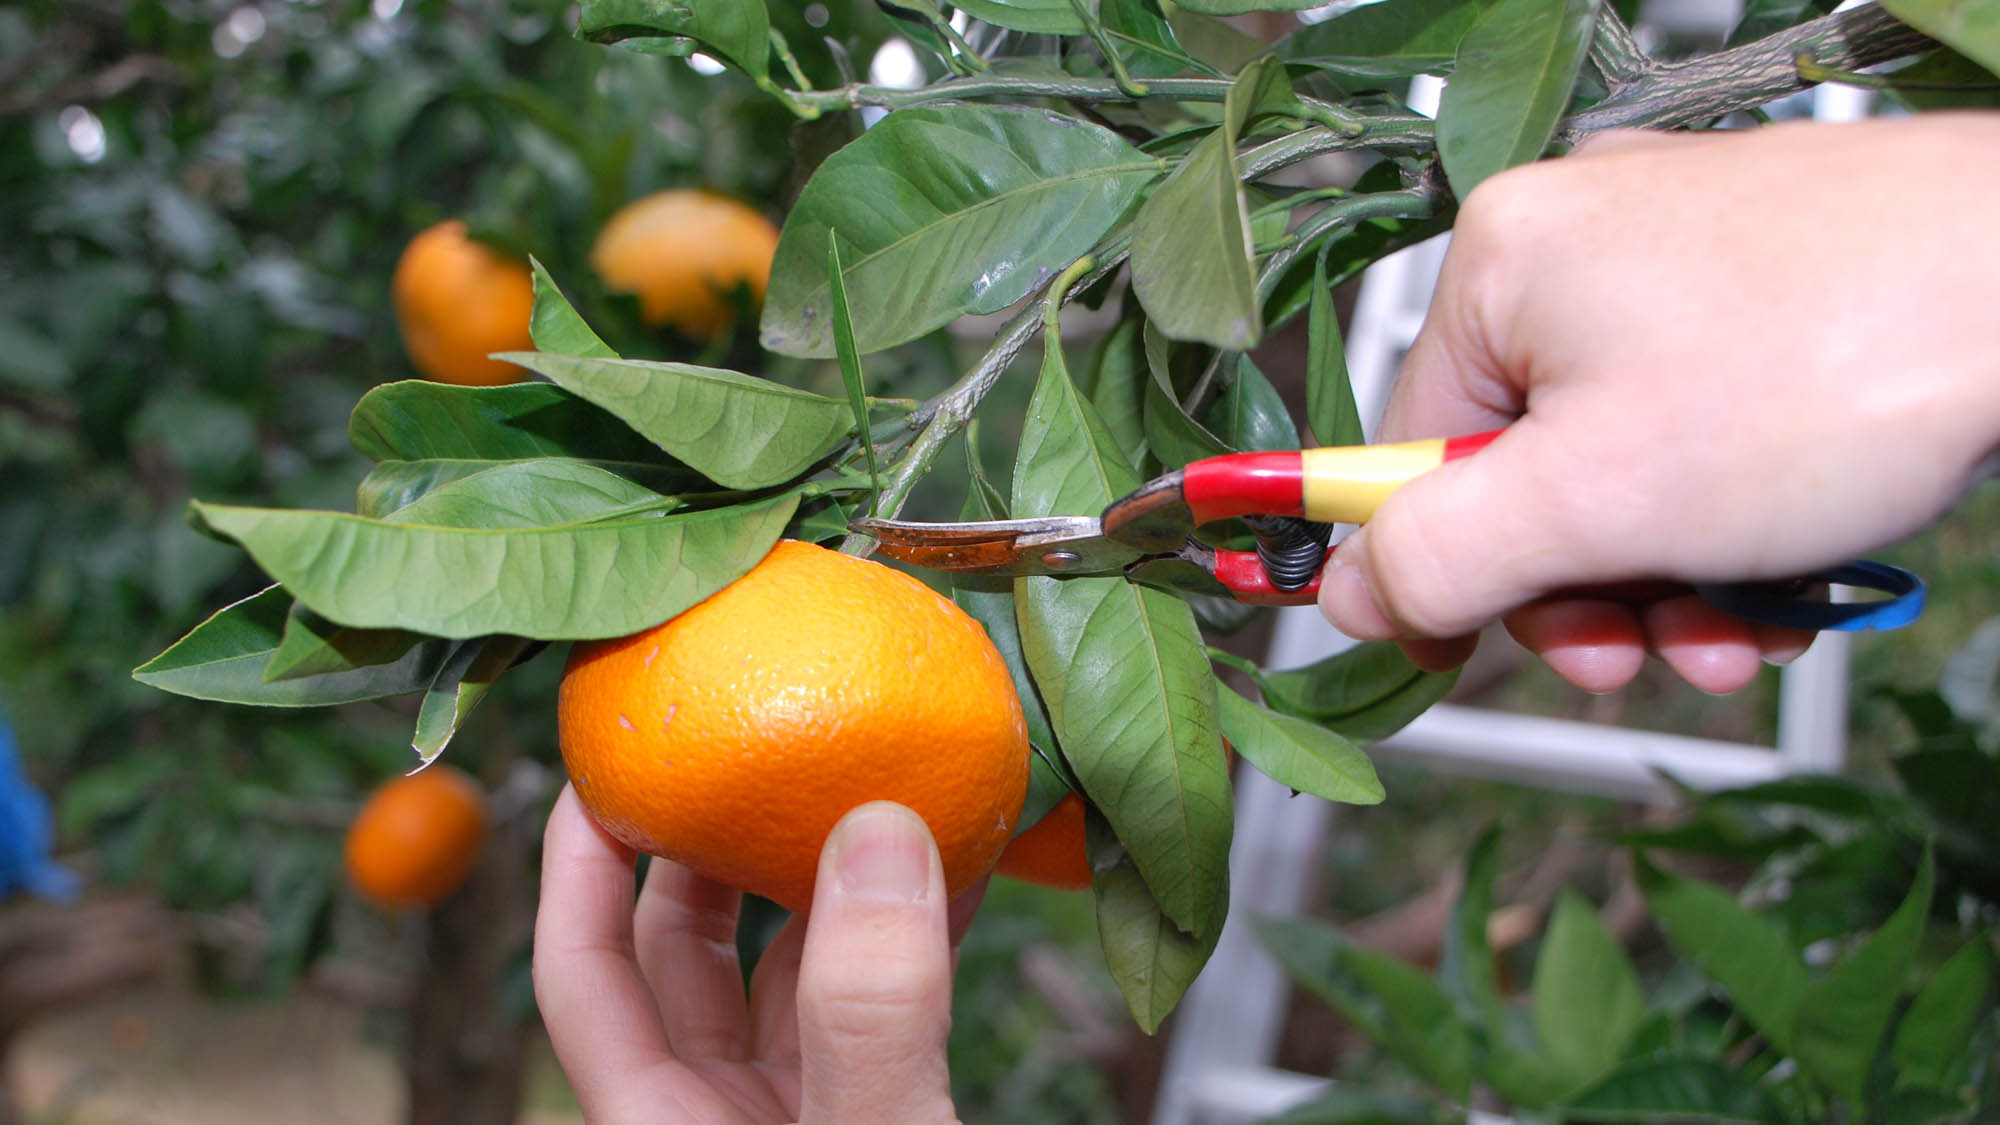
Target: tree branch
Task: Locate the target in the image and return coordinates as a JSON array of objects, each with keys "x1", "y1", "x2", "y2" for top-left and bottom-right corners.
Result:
[
  {"x1": 1560, "y1": 2, "x2": 1932, "y2": 140},
  {"x1": 1588, "y1": 7, "x2": 1654, "y2": 86}
]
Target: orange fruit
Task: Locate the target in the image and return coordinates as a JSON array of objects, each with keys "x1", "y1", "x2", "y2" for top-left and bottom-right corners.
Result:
[
  {"x1": 344, "y1": 764, "x2": 490, "y2": 911},
  {"x1": 557, "y1": 540, "x2": 1030, "y2": 912},
  {"x1": 589, "y1": 188, "x2": 780, "y2": 340},
  {"x1": 995, "y1": 792, "x2": 1094, "y2": 891},
  {"x1": 391, "y1": 219, "x2": 534, "y2": 386}
]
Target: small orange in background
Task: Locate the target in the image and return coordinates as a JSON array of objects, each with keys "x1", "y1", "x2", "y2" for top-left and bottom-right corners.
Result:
[
  {"x1": 557, "y1": 540, "x2": 1030, "y2": 913},
  {"x1": 391, "y1": 219, "x2": 534, "y2": 387},
  {"x1": 589, "y1": 188, "x2": 780, "y2": 341},
  {"x1": 344, "y1": 764, "x2": 490, "y2": 911}
]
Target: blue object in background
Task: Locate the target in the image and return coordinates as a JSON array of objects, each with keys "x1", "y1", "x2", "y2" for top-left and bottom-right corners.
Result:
[{"x1": 0, "y1": 710, "x2": 78, "y2": 901}]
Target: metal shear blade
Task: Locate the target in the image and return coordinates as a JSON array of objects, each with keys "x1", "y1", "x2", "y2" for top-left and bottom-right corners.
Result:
[{"x1": 849, "y1": 515, "x2": 1143, "y2": 577}]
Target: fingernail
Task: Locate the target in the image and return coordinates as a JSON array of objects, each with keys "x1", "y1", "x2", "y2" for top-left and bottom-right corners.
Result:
[
  {"x1": 830, "y1": 803, "x2": 933, "y2": 906},
  {"x1": 1319, "y1": 557, "x2": 1398, "y2": 641}
]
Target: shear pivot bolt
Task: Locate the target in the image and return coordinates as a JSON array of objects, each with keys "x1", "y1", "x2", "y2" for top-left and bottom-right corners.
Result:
[{"x1": 1041, "y1": 550, "x2": 1083, "y2": 570}]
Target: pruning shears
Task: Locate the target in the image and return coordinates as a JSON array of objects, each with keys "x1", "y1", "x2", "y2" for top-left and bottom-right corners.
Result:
[{"x1": 850, "y1": 430, "x2": 1927, "y2": 633}]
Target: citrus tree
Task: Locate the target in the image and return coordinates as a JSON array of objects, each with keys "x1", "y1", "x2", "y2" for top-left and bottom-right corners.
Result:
[{"x1": 134, "y1": 0, "x2": 1995, "y2": 1039}]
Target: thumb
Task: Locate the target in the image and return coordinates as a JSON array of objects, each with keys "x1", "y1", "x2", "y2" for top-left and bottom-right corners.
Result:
[
  {"x1": 796, "y1": 802, "x2": 959, "y2": 1125},
  {"x1": 1318, "y1": 426, "x2": 1579, "y2": 639}
]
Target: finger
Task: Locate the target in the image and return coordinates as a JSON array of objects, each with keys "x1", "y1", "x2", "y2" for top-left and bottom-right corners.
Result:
[
  {"x1": 634, "y1": 858, "x2": 752, "y2": 1060},
  {"x1": 796, "y1": 802, "x2": 958, "y2": 1125},
  {"x1": 1567, "y1": 127, "x2": 1717, "y2": 159},
  {"x1": 1503, "y1": 600, "x2": 1648, "y2": 693},
  {"x1": 1317, "y1": 425, "x2": 1588, "y2": 639},
  {"x1": 1642, "y1": 595, "x2": 1764, "y2": 694},
  {"x1": 749, "y1": 913, "x2": 808, "y2": 1070},
  {"x1": 1753, "y1": 621, "x2": 1816, "y2": 666},
  {"x1": 533, "y1": 787, "x2": 723, "y2": 1121},
  {"x1": 1399, "y1": 634, "x2": 1480, "y2": 673}
]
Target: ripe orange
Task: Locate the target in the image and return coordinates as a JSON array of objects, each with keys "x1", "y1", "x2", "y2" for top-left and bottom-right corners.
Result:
[
  {"x1": 344, "y1": 764, "x2": 490, "y2": 911},
  {"x1": 557, "y1": 540, "x2": 1031, "y2": 913},
  {"x1": 589, "y1": 188, "x2": 780, "y2": 340},
  {"x1": 995, "y1": 792, "x2": 1094, "y2": 891},
  {"x1": 391, "y1": 219, "x2": 534, "y2": 387}
]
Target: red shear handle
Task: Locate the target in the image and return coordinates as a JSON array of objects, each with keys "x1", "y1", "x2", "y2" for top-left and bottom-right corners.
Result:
[
  {"x1": 1183, "y1": 431, "x2": 1503, "y2": 527},
  {"x1": 1210, "y1": 549, "x2": 1322, "y2": 606}
]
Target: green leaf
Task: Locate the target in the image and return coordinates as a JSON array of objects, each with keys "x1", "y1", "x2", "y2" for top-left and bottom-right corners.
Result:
[
  {"x1": 133, "y1": 587, "x2": 460, "y2": 706},
  {"x1": 1216, "y1": 684, "x2": 1383, "y2": 804},
  {"x1": 1885, "y1": 47, "x2": 2000, "y2": 109},
  {"x1": 1793, "y1": 852, "x2": 1935, "y2": 1104},
  {"x1": 1637, "y1": 857, "x2": 1807, "y2": 1054},
  {"x1": 1882, "y1": 0, "x2": 2000, "y2": 77},
  {"x1": 1165, "y1": 4, "x2": 1269, "y2": 72},
  {"x1": 953, "y1": 0, "x2": 1086, "y2": 33},
  {"x1": 1892, "y1": 935, "x2": 1996, "y2": 1091},
  {"x1": 1532, "y1": 890, "x2": 1646, "y2": 1094},
  {"x1": 382, "y1": 459, "x2": 673, "y2": 529},
  {"x1": 411, "y1": 636, "x2": 531, "y2": 765},
  {"x1": 1727, "y1": 0, "x2": 1838, "y2": 45},
  {"x1": 1174, "y1": 0, "x2": 1326, "y2": 11},
  {"x1": 501, "y1": 352, "x2": 853, "y2": 490},
  {"x1": 1130, "y1": 56, "x2": 1297, "y2": 349},
  {"x1": 761, "y1": 106, "x2": 1159, "y2": 358},
  {"x1": 1277, "y1": 0, "x2": 1488, "y2": 77},
  {"x1": 825, "y1": 235, "x2": 879, "y2": 512},
  {"x1": 1438, "y1": 827, "x2": 1505, "y2": 1035},
  {"x1": 1306, "y1": 254, "x2": 1364, "y2": 447},
  {"x1": 1261, "y1": 1090, "x2": 1453, "y2": 1124},
  {"x1": 1012, "y1": 327, "x2": 1230, "y2": 937},
  {"x1": 1102, "y1": 0, "x2": 1214, "y2": 79},
  {"x1": 348, "y1": 381, "x2": 664, "y2": 465},
  {"x1": 528, "y1": 258, "x2": 618, "y2": 359},
  {"x1": 1258, "y1": 642, "x2": 1458, "y2": 741},
  {"x1": 1142, "y1": 325, "x2": 1232, "y2": 468},
  {"x1": 265, "y1": 605, "x2": 424, "y2": 683},
  {"x1": 1088, "y1": 811, "x2": 1222, "y2": 1034},
  {"x1": 1204, "y1": 356, "x2": 1299, "y2": 452},
  {"x1": 188, "y1": 491, "x2": 799, "y2": 641},
  {"x1": 1256, "y1": 916, "x2": 1476, "y2": 1099},
  {"x1": 576, "y1": 0, "x2": 772, "y2": 81},
  {"x1": 1564, "y1": 1054, "x2": 1772, "y2": 1122},
  {"x1": 355, "y1": 458, "x2": 697, "y2": 520},
  {"x1": 1087, "y1": 318, "x2": 1151, "y2": 471},
  {"x1": 1435, "y1": 0, "x2": 1600, "y2": 198}
]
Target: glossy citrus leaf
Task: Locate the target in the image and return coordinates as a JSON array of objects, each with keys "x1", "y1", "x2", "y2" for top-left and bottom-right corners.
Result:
[
  {"x1": 1086, "y1": 809, "x2": 1221, "y2": 1033},
  {"x1": 411, "y1": 635, "x2": 532, "y2": 765},
  {"x1": 1205, "y1": 355, "x2": 1298, "y2": 452},
  {"x1": 380, "y1": 459, "x2": 674, "y2": 530},
  {"x1": 355, "y1": 458, "x2": 697, "y2": 520},
  {"x1": 1436, "y1": 0, "x2": 1600, "y2": 198},
  {"x1": 1564, "y1": 1054, "x2": 1772, "y2": 1122},
  {"x1": 133, "y1": 586, "x2": 462, "y2": 706},
  {"x1": 825, "y1": 235, "x2": 879, "y2": 511},
  {"x1": 1255, "y1": 916, "x2": 1475, "y2": 1100},
  {"x1": 1175, "y1": 0, "x2": 1329, "y2": 10},
  {"x1": 1012, "y1": 321, "x2": 1230, "y2": 938},
  {"x1": 762, "y1": 106, "x2": 1160, "y2": 358},
  {"x1": 1882, "y1": 0, "x2": 2000, "y2": 76},
  {"x1": 1215, "y1": 685, "x2": 1382, "y2": 804},
  {"x1": 1793, "y1": 852, "x2": 1934, "y2": 1103},
  {"x1": 265, "y1": 605, "x2": 424, "y2": 684},
  {"x1": 187, "y1": 491, "x2": 799, "y2": 641},
  {"x1": 1277, "y1": 0, "x2": 1488, "y2": 77},
  {"x1": 953, "y1": 0, "x2": 1086, "y2": 33},
  {"x1": 502, "y1": 352, "x2": 853, "y2": 490},
  {"x1": 1438, "y1": 826, "x2": 1505, "y2": 1032},
  {"x1": 1891, "y1": 934, "x2": 1996, "y2": 1089},
  {"x1": 1130, "y1": 56, "x2": 1297, "y2": 349},
  {"x1": 1306, "y1": 254, "x2": 1365, "y2": 447},
  {"x1": 1086, "y1": 318, "x2": 1150, "y2": 471},
  {"x1": 528, "y1": 258, "x2": 617, "y2": 359},
  {"x1": 1101, "y1": 0, "x2": 1214, "y2": 79},
  {"x1": 347, "y1": 381, "x2": 663, "y2": 465},
  {"x1": 1531, "y1": 890, "x2": 1645, "y2": 1094},
  {"x1": 1252, "y1": 642, "x2": 1459, "y2": 741},
  {"x1": 576, "y1": 0, "x2": 771, "y2": 81},
  {"x1": 1637, "y1": 856, "x2": 1807, "y2": 1055}
]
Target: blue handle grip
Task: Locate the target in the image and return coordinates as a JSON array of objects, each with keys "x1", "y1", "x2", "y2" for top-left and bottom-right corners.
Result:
[{"x1": 1695, "y1": 560, "x2": 1926, "y2": 632}]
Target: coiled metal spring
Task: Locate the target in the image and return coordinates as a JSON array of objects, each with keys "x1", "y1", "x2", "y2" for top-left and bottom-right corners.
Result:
[{"x1": 1242, "y1": 516, "x2": 1335, "y2": 592}]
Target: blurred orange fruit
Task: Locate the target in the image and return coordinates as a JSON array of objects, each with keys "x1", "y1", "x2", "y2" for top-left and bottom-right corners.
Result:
[
  {"x1": 557, "y1": 540, "x2": 1030, "y2": 912},
  {"x1": 994, "y1": 792, "x2": 1094, "y2": 891},
  {"x1": 589, "y1": 188, "x2": 779, "y2": 340},
  {"x1": 344, "y1": 764, "x2": 490, "y2": 910},
  {"x1": 391, "y1": 219, "x2": 534, "y2": 386}
]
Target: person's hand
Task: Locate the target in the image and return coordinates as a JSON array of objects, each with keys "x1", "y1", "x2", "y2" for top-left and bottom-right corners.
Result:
[
  {"x1": 1319, "y1": 114, "x2": 2000, "y2": 694},
  {"x1": 533, "y1": 787, "x2": 979, "y2": 1124}
]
